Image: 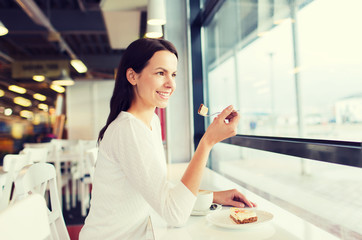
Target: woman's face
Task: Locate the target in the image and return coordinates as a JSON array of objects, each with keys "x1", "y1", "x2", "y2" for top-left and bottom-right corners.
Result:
[{"x1": 130, "y1": 50, "x2": 177, "y2": 110}]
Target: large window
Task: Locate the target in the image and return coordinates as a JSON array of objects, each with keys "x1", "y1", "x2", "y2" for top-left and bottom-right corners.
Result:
[
  {"x1": 204, "y1": 0, "x2": 362, "y2": 142},
  {"x1": 197, "y1": 0, "x2": 362, "y2": 239}
]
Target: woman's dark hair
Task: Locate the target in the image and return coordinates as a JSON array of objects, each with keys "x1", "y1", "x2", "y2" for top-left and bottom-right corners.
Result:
[{"x1": 98, "y1": 38, "x2": 178, "y2": 142}]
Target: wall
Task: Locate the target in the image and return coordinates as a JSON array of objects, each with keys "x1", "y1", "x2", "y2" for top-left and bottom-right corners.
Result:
[
  {"x1": 66, "y1": 1, "x2": 194, "y2": 161},
  {"x1": 66, "y1": 80, "x2": 114, "y2": 140},
  {"x1": 165, "y1": 0, "x2": 194, "y2": 163}
]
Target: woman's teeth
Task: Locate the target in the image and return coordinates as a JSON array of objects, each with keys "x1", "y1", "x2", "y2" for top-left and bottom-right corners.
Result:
[{"x1": 157, "y1": 91, "x2": 170, "y2": 97}]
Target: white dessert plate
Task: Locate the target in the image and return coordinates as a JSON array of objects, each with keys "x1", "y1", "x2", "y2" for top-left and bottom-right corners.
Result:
[
  {"x1": 206, "y1": 209, "x2": 273, "y2": 229},
  {"x1": 191, "y1": 203, "x2": 222, "y2": 216}
]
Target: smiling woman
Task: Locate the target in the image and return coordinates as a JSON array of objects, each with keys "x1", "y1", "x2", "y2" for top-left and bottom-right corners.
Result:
[
  {"x1": 126, "y1": 50, "x2": 177, "y2": 125},
  {"x1": 79, "y1": 38, "x2": 253, "y2": 240},
  {"x1": 97, "y1": 38, "x2": 179, "y2": 140}
]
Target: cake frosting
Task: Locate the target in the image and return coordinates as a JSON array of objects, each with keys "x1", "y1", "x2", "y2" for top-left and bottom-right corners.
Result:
[{"x1": 230, "y1": 207, "x2": 258, "y2": 224}]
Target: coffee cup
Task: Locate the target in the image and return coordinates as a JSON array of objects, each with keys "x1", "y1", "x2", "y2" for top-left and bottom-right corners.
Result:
[{"x1": 192, "y1": 190, "x2": 213, "y2": 212}]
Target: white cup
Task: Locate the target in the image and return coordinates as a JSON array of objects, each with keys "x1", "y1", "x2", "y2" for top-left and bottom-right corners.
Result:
[{"x1": 192, "y1": 190, "x2": 213, "y2": 212}]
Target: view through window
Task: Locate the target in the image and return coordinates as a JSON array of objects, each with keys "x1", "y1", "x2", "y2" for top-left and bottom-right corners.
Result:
[{"x1": 202, "y1": 0, "x2": 362, "y2": 239}]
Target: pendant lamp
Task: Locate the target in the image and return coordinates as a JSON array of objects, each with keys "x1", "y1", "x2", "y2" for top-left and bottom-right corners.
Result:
[
  {"x1": 0, "y1": 21, "x2": 8, "y2": 36},
  {"x1": 145, "y1": 24, "x2": 163, "y2": 38},
  {"x1": 147, "y1": 0, "x2": 166, "y2": 25}
]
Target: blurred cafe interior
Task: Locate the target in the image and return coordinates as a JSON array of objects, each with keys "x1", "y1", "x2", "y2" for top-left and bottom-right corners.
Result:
[{"x1": 0, "y1": 0, "x2": 361, "y2": 239}]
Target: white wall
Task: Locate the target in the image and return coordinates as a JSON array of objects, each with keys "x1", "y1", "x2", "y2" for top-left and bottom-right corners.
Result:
[
  {"x1": 66, "y1": 80, "x2": 114, "y2": 140},
  {"x1": 66, "y1": 1, "x2": 194, "y2": 161},
  {"x1": 165, "y1": 0, "x2": 194, "y2": 163}
]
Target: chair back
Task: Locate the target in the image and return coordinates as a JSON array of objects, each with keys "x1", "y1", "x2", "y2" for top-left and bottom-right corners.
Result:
[
  {"x1": 85, "y1": 147, "x2": 98, "y2": 181},
  {"x1": 0, "y1": 154, "x2": 32, "y2": 211},
  {"x1": 2, "y1": 153, "x2": 32, "y2": 172},
  {"x1": 14, "y1": 163, "x2": 70, "y2": 240},
  {"x1": 24, "y1": 142, "x2": 54, "y2": 150},
  {"x1": 78, "y1": 140, "x2": 97, "y2": 176},
  {"x1": 21, "y1": 147, "x2": 50, "y2": 163},
  {"x1": 51, "y1": 139, "x2": 79, "y2": 153},
  {"x1": 0, "y1": 194, "x2": 51, "y2": 240},
  {"x1": 79, "y1": 139, "x2": 97, "y2": 150}
]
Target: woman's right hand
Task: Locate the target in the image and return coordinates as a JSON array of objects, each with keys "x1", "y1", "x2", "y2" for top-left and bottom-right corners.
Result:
[
  {"x1": 182, "y1": 105, "x2": 239, "y2": 195},
  {"x1": 201, "y1": 105, "x2": 240, "y2": 147}
]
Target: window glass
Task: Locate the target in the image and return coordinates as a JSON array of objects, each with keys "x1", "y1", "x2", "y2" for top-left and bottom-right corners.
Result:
[
  {"x1": 203, "y1": 0, "x2": 362, "y2": 142},
  {"x1": 202, "y1": 0, "x2": 362, "y2": 238}
]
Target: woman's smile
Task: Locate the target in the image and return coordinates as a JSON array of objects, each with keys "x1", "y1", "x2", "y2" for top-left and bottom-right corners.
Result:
[
  {"x1": 156, "y1": 90, "x2": 172, "y2": 99},
  {"x1": 129, "y1": 50, "x2": 177, "y2": 109}
]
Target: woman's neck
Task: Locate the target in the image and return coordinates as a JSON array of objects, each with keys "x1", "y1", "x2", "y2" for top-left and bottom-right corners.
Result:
[{"x1": 127, "y1": 105, "x2": 155, "y2": 130}]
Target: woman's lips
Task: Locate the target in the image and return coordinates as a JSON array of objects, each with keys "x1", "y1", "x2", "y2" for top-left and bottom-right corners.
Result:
[{"x1": 157, "y1": 91, "x2": 171, "y2": 99}]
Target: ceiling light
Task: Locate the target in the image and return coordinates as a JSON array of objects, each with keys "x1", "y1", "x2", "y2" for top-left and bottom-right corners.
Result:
[
  {"x1": 145, "y1": 24, "x2": 163, "y2": 38},
  {"x1": 0, "y1": 21, "x2": 8, "y2": 36},
  {"x1": 20, "y1": 110, "x2": 33, "y2": 119},
  {"x1": 33, "y1": 75, "x2": 45, "y2": 82},
  {"x1": 50, "y1": 84, "x2": 65, "y2": 93},
  {"x1": 4, "y1": 108, "x2": 12, "y2": 116},
  {"x1": 8, "y1": 85, "x2": 26, "y2": 94},
  {"x1": 70, "y1": 59, "x2": 87, "y2": 73},
  {"x1": 13, "y1": 97, "x2": 32, "y2": 107},
  {"x1": 52, "y1": 69, "x2": 74, "y2": 86},
  {"x1": 38, "y1": 103, "x2": 48, "y2": 111},
  {"x1": 0, "y1": 89, "x2": 4, "y2": 97},
  {"x1": 33, "y1": 93, "x2": 47, "y2": 101},
  {"x1": 147, "y1": 0, "x2": 166, "y2": 25}
]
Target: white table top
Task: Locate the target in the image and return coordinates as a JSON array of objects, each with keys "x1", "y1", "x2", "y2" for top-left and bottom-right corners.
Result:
[{"x1": 150, "y1": 163, "x2": 339, "y2": 240}]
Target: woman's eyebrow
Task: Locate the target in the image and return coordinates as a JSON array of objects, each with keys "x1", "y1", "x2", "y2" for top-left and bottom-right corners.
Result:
[{"x1": 155, "y1": 67, "x2": 177, "y2": 73}]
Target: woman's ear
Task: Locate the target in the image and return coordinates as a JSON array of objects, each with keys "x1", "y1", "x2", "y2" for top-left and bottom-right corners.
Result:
[{"x1": 126, "y1": 68, "x2": 137, "y2": 85}]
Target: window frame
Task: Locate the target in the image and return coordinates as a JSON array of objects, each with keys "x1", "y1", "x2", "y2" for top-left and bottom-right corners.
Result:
[{"x1": 189, "y1": 0, "x2": 362, "y2": 169}]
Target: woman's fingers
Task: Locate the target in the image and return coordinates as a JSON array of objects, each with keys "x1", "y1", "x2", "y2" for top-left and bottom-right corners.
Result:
[
  {"x1": 214, "y1": 189, "x2": 256, "y2": 208},
  {"x1": 229, "y1": 200, "x2": 245, "y2": 208},
  {"x1": 226, "y1": 110, "x2": 239, "y2": 121},
  {"x1": 227, "y1": 111, "x2": 240, "y2": 126},
  {"x1": 203, "y1": 105, "x2": 240, "y2": 146},
  {"x1": 217, "y1": 105, "x2": 235, "y2": 121},
  {"x1": 234, "y1": 192, "x2": 254, "y2": 208}
]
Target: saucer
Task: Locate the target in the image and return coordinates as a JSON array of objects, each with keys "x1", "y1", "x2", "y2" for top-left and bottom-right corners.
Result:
[{"x1": 191, "y1": 203, "x2": 222, "y2": 216}]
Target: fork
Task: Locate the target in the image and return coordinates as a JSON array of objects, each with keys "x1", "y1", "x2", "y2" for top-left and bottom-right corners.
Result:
[
  {"x1": 198, "y1": 110, "x2": 239, "y2": 117},
  {"x1": 197, "y1": 104, "x2": 239, "y2": 117},
  {"x1": 198, "y1": 111, "x2": 221, "y2": 117}
]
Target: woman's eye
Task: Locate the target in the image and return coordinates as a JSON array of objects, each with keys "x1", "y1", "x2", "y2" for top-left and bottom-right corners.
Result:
[
  {"x1": 172, "y1": 73, "x2": 177, "y2": 78},
  {"x1": 157, "y1": 72, "x2": 164, "y2": 76}
]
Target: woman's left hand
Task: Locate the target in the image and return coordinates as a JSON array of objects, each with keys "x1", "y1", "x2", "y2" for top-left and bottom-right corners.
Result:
[{"x1": 213, "y1": 189, "x2": 257, "y2": 208}]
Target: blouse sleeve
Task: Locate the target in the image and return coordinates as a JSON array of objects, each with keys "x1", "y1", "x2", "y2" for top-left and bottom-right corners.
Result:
[{"x1": 108, "y1": 117, "x2": 196, "y2": 226}]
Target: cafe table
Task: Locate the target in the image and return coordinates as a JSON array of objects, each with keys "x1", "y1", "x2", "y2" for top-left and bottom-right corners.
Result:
[{"x1": 149, "y1": 163, "x2": 339, "y2": 240}]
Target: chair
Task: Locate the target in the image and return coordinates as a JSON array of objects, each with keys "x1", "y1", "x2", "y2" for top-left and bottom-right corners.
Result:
[
  {"x1": 85, "y1": 147, "x2": 98, "y2": 181},
  {"x1": 0, "y1": 193, "x2": 51, "y2": 240},
  {"x1": 79, "y1": 147, "x2": 98, "y2": 216},
  {"x1": 23, "y1": 142, "x2": 72, "y2": 210},
  {"x1": 21, "y1": 147, "x2": 50, "y2": 163},
  {"x1": 14, "y1": 162, "x2": 70, "y2": 240},
  {"x1": 70, "y1": 140, "x2": 96, "y2": 210},
  {"x1": 50, "y1": 139, "x2": 80, "y2": 209},
  {"x1": 0, "y1": 154, "x2": 32, "y2": 211}
]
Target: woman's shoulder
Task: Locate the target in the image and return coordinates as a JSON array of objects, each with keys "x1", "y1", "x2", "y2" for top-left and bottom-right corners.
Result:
[
  {"x1": 111, "y1": 111, "x2": 134, "y2": 125},
  {"x1": 104, "y1": 112, "x2": 134, "y2": 136},
  {"x1": 152, "y1": 112, "x2": 160, "y2": 124}
]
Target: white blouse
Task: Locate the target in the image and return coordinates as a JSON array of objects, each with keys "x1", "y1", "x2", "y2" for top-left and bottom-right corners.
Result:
[{"x1": 79, "y1": 112, "x2": 196, "y2": 240}]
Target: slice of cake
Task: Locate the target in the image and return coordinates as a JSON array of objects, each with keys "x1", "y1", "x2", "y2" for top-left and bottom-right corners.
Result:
[
  {"x1": 230, "y1": 207, "x2": 258, "y2": 224},
  {"x1": 198, "y1": 104, "x2": 209, "y2": 116}
]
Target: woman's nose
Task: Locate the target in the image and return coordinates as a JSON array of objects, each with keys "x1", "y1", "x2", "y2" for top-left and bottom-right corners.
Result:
[{"x1": 165, "y1": 75, "x2": 176, "y2": 88}]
